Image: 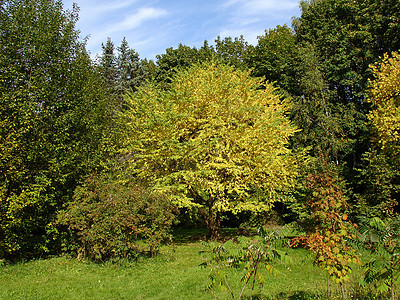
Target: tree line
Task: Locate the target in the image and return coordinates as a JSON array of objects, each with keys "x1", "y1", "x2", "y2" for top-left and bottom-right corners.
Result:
[{"x1": 1, "y1": 0, "x2": 400, "y2": 262}]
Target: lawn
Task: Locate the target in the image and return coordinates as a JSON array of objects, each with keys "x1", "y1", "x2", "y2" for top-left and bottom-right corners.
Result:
[{"x1": 0, "y1": 230, "x2": 381, "y2": 299}]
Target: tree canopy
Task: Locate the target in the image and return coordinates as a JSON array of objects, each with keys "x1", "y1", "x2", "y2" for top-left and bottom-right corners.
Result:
[
  {"x1": 368, "y1": 51, "x2": 400, "y2": 156},
  {"x1": 122, "y1": 63, "x2": 301, "y2": 238},
  {"x1": 0, "y1": 0, "x2": 111, "y2": 257}
]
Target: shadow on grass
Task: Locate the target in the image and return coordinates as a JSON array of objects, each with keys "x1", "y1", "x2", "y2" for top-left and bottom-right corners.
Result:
[
  {"x1": 236, "y1": 290, "x2": 324, "y2": 300},
  {"x1": 172, "y1": 227, "x2": 255, "y2": 244},
  {"x1": 273, "y1": 291, "x2": 324, "y2": 299}
]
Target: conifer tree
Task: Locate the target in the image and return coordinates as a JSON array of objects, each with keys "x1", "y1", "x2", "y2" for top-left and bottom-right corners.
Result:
[{"x1": 116, "y1": 37, "x2": 144, "y2": 93}]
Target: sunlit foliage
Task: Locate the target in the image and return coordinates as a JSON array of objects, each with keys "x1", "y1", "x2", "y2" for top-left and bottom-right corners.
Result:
[{"x1": 122, "y1": 62, "x2": 302, "y2": 238}]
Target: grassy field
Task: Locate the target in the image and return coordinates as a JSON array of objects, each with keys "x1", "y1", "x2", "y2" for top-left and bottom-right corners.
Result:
[{"x1": 0, "y1": 230, "x2": 382, "y2": 299}]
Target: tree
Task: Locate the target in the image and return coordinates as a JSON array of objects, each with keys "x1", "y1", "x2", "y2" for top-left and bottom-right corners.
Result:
[
  {"x1": 99, "y1": 37, "x2": 117, "y2": 87},
  {"x1": 246, "y1": 25, "x2": 297, "y2": 95},
  {"x1": 0, "y1": 0, "x2": 110, "y2": 258},
  {"x1": 122, "y1": 62, "x2": 301, "y2": 238},
  {"x1": 296, "y1": 0, "x2": 400, "y2": 105},
  {"x1": 154, "y1": 44, "x2": 214, "y2": 88},
  {"x1": 291, "y1": 0, "x2": 400, "y2": 174},
  {"x1": 141, "y1": 58, "x2": 158, "y2": 82},
  {"x1": 289, "y1": 42, "x2": 361, "y2": 166},
  {"x1": 116, "y1": 37, "x2": 144, "y2": 94},
  {"x1": 367, "y1": 51, "x2": 400, "y2": 157},
  {"x1": 292, "y1": 171, "x2": 360, "y2": 300},
  {"x1": 357, "y1": 51, "x2": 400, "y2": 218},
  {"x1": 98, "y1": 37, "x2": 144, "y2": 112},
  {"x1": 214, "y1": 35, "x2": 248, "y2": 70}
]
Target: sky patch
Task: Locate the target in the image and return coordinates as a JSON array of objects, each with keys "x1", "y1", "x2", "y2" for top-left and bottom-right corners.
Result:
[{"x1": 62, "y1": 0, "x2": 301, "y2": 60}]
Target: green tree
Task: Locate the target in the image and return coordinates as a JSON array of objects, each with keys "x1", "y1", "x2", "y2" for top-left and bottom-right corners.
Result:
[
  {"x1": 122, "y1": 62, "x2": 301, "y2": 238},
  {"x1": 296, "y1": 0, "x2": 400, "y2": 105},
  {"x1": 141, "y1": 58, "x2": 158, "y2": 81},
  {"x1": 246, "y1": 25, "x2": 297, "y2": 95},
  {"x1": 214, "y1": 35, "x2": 248, "y2": 70},
  {"x1": 154, "y1": 43, "x2": 214, "y2": 88},
  {"x1": 116, "y1": 37, "x2": 144, "y2": 94},
  {"x1": 99, "y1": 37, "x2": 118, "y2": 87},
  {"x1": 0, "y1": 0, "x2": 110, "y2": 258},
  {"x1": 290, "y1": 42, "x2": 361, "y2": 166},
  {"x1": 98, "y1": 37, "x2": 145, "y2": 111},
  {"x1": 291, "y1": 0, "x2": 400, "y2": 173}
]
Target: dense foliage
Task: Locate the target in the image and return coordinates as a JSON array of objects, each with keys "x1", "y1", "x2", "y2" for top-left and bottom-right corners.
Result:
[
  {"x1": 1, "y1": 2, "x2": 400, "y2": 286},
  {"x1": 122, "y1": 63, "x2": 301, "y2": 238},
  {"x1": 356, "y1": 51, "x2": 400, "y2": 218},
  {"x1": 57, "y1": 174, "x2": 176, "y2": 261},
  {"x1": 0, "y1": 0, "x2": 111, "y2": 258}
]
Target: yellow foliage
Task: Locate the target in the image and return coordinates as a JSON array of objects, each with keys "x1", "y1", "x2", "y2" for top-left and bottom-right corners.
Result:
[
  {"x1": 368, "y1": 51, "x2": 400, "y2": 156},
  {"x1": 123, "y1": 62, "x2": 302, "y2": 214}
]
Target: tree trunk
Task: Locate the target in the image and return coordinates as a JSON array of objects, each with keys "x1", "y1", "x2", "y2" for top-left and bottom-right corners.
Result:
[
  {"x1": 189, "y1": 187, "x2": 220, "y2": 239},
  {"x1": 198, "y1": 198, "x2": 220, "y2": 239},
  {"x1": 207, "y1": 200, "x2": 220, "y2": 239}
]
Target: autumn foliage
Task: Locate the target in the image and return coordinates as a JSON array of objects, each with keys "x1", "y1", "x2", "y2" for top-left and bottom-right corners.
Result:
[
  {"x1": 291, "y1": 171, "x2": 360, "y2": 287},
  {"x1": 122, "y1": 62, "x2": 301, "y2": 238}
]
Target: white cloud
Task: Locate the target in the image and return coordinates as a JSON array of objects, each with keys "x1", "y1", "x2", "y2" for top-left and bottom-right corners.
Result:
[
  {"x1": 108, "y1": 7, "x2": 168, "y2": 34},
  {"x1": 217, "y1": 0, "x2": 299, "y2": 44},
  {"x1": 222, "y1": 0, "x2": 298, "y2": 14},
  {"x1": 218, "y1": 28, "x2": 263, "y2": 45},
  {"x1": 94, "y1": 0, "x2": 135, "y2": 12},
  {"x1": 83, "y1": 6, "x2": 168, "y2": 59},
  {"x1": 63, "y1": 0, "x2": 301, "y2": 60}
]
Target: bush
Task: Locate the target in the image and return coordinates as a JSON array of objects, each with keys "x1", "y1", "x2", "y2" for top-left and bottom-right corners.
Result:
[{"x1": 57, "y1": 174, "x2": 176, "y2": 261}]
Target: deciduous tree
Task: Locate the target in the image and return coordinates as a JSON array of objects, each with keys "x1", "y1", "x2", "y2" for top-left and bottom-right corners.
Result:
[
  {"x1": 357, "y1": 51, "x2": 400, "y2": 218},
  {"x1": 0, "y1": 0, "x2": 110, "y2": 258},
  {"x1": 122, "y1": 62, "x2": 301, "y2": 238}
]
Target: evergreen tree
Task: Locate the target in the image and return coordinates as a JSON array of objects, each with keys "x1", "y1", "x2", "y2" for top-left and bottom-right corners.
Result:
[
  {"x1": 99, "y1": 37, "x2": 117, "y2": 87},
  {"x1": 116, "y1": 37, "x2": 144, "y2": 93}
]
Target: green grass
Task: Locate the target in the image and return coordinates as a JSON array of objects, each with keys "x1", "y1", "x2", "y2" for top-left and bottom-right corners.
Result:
[{"x1": 0, "y1": 231, "x2": 383, "y2": 299}]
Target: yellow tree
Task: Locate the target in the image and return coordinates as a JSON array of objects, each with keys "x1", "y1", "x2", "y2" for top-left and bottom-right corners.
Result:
[
  {"x1": 368, "y1": 51, "x2": 400, "y2": 157},
  {"x1": 122, "y1": 63, "x2": 302, "y2": 238},
  {"x1": 360, "y1": 51, "x2": 400, "y2": 218}
]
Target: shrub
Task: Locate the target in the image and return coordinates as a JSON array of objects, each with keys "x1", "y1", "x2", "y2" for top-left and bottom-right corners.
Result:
[
  {"x1": 291, "y1": 171, "x2": 360, "y2": 300},
  {"x1": 57, "y1": 174, "x2": 176, "y2": 261}
]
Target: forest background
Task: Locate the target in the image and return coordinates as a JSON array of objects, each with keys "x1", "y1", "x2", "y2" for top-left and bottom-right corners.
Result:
[{"x1": 1, "y1": 0, "x2": 400, "y2": 274}]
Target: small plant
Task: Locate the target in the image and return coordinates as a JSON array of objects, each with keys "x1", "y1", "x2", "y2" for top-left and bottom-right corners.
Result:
[
  {"x1": 353, "y1": 216, "x2": 400, "y2": 300},
  {"x1": 200, "y1": 226, "x2": 292, "y2": 299}
]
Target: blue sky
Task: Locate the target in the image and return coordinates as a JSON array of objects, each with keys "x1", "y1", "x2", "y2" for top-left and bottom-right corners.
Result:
[{"x1": 62, "y1": 0, "x2": 301, "y2": 61}]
